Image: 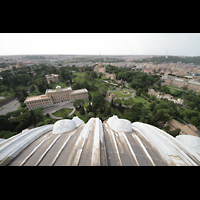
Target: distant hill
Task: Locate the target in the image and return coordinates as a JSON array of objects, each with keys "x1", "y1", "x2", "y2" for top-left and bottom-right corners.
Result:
[{"x1": 133, "y1": 56, "x2": 200, "y2": 65}]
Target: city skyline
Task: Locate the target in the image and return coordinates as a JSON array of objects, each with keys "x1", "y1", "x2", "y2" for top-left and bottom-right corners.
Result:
[{"x1": 0, "y1": 33, "x2": 200, "y2": 57}]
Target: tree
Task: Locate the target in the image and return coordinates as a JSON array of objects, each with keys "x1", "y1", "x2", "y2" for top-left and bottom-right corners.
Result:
[
  {"x1": 105, "y1": 106, "x2": 111, "y2": 116},
  {"x1": 0, "y1": 130, "x2": 18, "y2": 139},
  {"x1": 118, "y1": 102, "x2": 122, "y2": 112},
  {"x1": 15, "y1": 92, "x2": 25, "y2": 103},
  {"x1": 69, "y1": 76, "x2": 72, "y2": 84},
  {"x1": 73, "y1": 99, "x2": 85, "y2": 108},
  {"x1": 86, "y1": 112, "x2": 95, "y2": 121},
  {"x1": 30, "y1": 110, "x2": 36, "y2": 125},
  {"x1": 37, "y1": 83, "x2": 46, "y2": 93},
  {"x1": 90, "y1": 83, "x2": 97, "y2": 91},
  {"x1": 82, "y1": 80, "x2": 90, "y2": 91},
  {"x1": 99, "y1": 72, "x2": 103, "y2": 79},
  {"x1": 0, "y1": 116, "x2": 14, "y2": 131},
  {"x1": 72, "y1": 81, "x2": 81, "y2": 90},
  {"x1": 86, "y1": 92, "x2": 91, "y2": 101},
  {"x1": 22, "y1": 89, "x2": 28, "y2": 98},
  {"x1": 91, "y1": 71, "x2": 97, "y2": 79},
  {"x1": 154, "y1": 109, "x2": 172, "y2": 123},
  {"x1": 79, "y1": 105, "x2": 85, "y2": 115},
  {"x1": 100, "y1": 101, "x2": 103, "y2": 113},
  {"x1": 149, "y1": 101, "x2": 156, "y2": 111},
  {"x1": 165, "y1": 125, "x2": 171, "y2": 133},
  {"x1": 136, "y1": 88, "x2": 142, "y2": 96},
  {"x1": 160, "y1": 85, "x2": 170, "y2": 94},
  {"x1": 110, "y1": 98, "x2": 114, "y2": 107},
  {"x1": 156, "y1": 80, "x2": 162, "y2": 90},
  {"x1": 92, "y1": 92, "x2": 104, "y2": 109},
  {"x1": 59, "y1": 71, "x2": 64, "y2": 82},
  {"x1": 86, "y1": 102, "x2": 92, "y2": 113},
  {"x1": 169, "y1": 128, "x2": 181, "y2": 137},
  {"x1": 128, "y1": 102, "x2": 150, "y2": 122}
]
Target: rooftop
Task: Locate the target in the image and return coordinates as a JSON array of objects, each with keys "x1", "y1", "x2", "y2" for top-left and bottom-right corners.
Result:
[
  {"x1": 174, "y1": 78, "x2": 184, "y2": 82},
  {"x1": 25, "y1": 95, "x2": 50, "y2": 102},
  {"x1": 46, "y1": 74, "x2": 59, "y2": 77},
  {"x1": 46, "y1": 86, "x2": 72, "y2": 93},
  {"x1": 70, "y1": 88, "x2": 88, "y2": 95},
  {"x1": 188, "y1": 80, "x2": 200, "y2": 85},
  {"x1": 1, "y1": 115, "x2": 200, "y2": 166}
]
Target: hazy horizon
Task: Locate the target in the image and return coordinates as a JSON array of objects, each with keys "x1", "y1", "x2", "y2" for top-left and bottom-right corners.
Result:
[{"x1": 0, "y1": 33, "x2": 200, "y2": 57}]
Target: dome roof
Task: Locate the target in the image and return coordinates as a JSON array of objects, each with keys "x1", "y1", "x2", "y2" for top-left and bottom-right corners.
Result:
[
  {"x1": 1, "y1": 116, "x2": 200, "y2": 166},
  {"x1": 56, "y1": 85, "x2": 61, "y2": 89},
  {"x1": 52, "y1": 119, "x2": 76, "y2": 134}
]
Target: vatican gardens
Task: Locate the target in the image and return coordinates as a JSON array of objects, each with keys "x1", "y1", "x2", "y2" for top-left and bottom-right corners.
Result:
[{"x1": 1, "y1": 64, "x2": 200, "y2": 139}]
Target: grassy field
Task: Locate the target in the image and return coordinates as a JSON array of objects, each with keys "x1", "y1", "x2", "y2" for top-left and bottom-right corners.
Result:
[
  {"x1": 109, "y1": 90, "x2": 132, "y2": 98},
  {"x1": 115, "y1": 96, "x2": 150, "y2": 107},
  {"x1": 73, "y1": 72, "x2": 85, "y2": 77},
  {"x1": 52, "y1": 108, "x2": 73, "y2": 117},
  {"x1": 132, "y1": 96, "x2": 150, "y2": 104}
]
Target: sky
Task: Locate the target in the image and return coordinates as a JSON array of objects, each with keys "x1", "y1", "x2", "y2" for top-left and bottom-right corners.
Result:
[{"x1": 0, "y1": 33, "x2": 200, "y2": 57}]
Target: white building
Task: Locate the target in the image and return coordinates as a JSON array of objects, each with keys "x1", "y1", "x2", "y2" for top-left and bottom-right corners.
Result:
[{"x1": 24, "y1": 85, "x2": 88, "y2": 110}]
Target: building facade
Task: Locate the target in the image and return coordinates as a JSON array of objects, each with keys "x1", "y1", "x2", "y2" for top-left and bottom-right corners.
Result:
[
  {"x1": 94, "y1": 62, "x2": 106, "y2": 74},
  {"x1": 171, "y1": 78, "x2": 187, "y2": 87},
  {"x1": 164, "y1": 77, "x2": 200, "y2": 92},
  {"x1": 94, "y1": 62, "x2": 116, "y2": 80},
  {"x1": 105, "y1": 73, "x2": 116, "y2": 80},
  {"x1": 25, "y1": 86, "x2": 88, "y2": 110},
  {"x1": 45, "y1": 74, "x2": 59, "y2": 84},
  {"x1": 188, "y1": 80, "x2": 200, "y2": 92},
  {"x1": 24, "y1": 95, "x2": 54, "y2": 110}
]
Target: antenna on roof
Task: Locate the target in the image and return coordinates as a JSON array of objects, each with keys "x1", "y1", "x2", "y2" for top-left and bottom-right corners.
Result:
[
  {"x1": 99, "y1": 51, "x2": 101, "y2": 62},
  {"x1": 165, "y1": 49, "x2": 169, "y2": 58},
  {"x1": 7, "y1": 62, "x2": 15, "y2": 76},
  {"x1": 29, "y1": 64, "x2": 35, "y2": 76}
]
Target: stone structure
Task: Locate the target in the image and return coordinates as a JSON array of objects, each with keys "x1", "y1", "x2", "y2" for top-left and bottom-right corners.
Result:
[
  {"x1": 171, "y1": 78, "x2": 187, "y2": 88},
  {"x1": 94, "y1": 62, "x2": 116, "y2": 80},
  {"x1": 188, "y1": 80, "x2": 200, "y2": 92},
  {"x1": 164, "y1": 77, "x2": 200, "y2": 92},
  {"x1": 94, "y1": 62, "x2": 106, "y2": 74},
  {"x1": 24, "y1": 86, "x2": 88, "y2": 110},
  {"x1": 45, "y1": 74, "x2": 59, "y2": 84},
  {"x1": 105, "y1": 73, "x2": 116, "y2": 80}
]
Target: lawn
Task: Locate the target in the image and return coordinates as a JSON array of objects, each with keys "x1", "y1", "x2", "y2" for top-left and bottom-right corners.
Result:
[
  {"x1": 132, "y1": 96, "x2": 149, "y2": 104},
  {"x1": 52, "y1": 108, "x2": 73, "y2": 117},
  {"x1": 109, "y1": 90, "x2": 132, "y2": 98},
  {"x1": 73, "y1": 72, "x2": 85, "y2": 77},
  {"x1": 115, "y1": 96, "x2": 150, "y2": 107}
]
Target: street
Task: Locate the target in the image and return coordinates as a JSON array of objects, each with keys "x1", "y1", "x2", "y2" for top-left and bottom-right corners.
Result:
[
  {"x1": 0, "y1": 99, "x2": 20, "y2": 115},
  {"x1": 43, "y1": 100, "x2": 76, "y2": 119}
]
